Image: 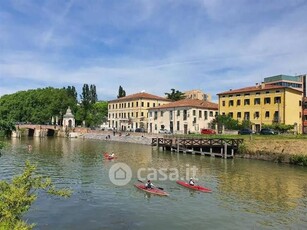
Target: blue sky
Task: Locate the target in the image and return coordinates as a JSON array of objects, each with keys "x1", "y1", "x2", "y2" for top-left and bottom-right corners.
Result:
[{"x1": 1, "y1": 0, "x2": 307, "y2": 102}]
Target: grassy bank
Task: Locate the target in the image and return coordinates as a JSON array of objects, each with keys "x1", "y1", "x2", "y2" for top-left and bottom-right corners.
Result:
[{"x1": 173, "y1": 133, "x2": 307, "y2": 166}]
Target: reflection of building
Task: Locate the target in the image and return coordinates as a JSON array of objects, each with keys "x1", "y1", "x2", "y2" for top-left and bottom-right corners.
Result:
[
  {"x1": 148, "y1": 99, "x2": 218, "y2": 134},
  {"x1": 108, "y1": 92, "x2": 171, "y2": 131},
  {"x1": 184, "y1": 89, "x2": 211, "y2": 101},
  {"x1": 62, "y1": 107, "x2": 75, "y2": 129},
  {"x1": 217, "y1": 84, "x2": 303, "y2": 133}
]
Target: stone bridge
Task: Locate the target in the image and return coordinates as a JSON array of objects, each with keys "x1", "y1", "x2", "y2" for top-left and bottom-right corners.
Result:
[{"x1": 14, "y1": 124, "x2": 63, "y2": 137}]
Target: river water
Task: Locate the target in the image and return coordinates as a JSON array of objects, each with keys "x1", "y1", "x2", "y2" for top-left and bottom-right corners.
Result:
[{"x1": 0, "y1": 137, "x2": 306, "y2": 230}]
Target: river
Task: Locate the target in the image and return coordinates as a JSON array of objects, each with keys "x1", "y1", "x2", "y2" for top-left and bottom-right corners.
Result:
[{"x1": 0, "y1": 137, "x2": 306, "y2": 230}]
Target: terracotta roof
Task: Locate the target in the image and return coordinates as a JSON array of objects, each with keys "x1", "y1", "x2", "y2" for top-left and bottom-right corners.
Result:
[
  {"x1": 217, "y1": 84, "x2": 301, "y2": 95},
  {"x1": 148, "y1": 99, "x2": 218, "y2": 110},
  {"x1": 108, "y1": 92, "x2": 171, "y2": 103}
]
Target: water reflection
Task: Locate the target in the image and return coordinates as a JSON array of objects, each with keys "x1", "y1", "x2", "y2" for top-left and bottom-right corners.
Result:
[{"x1": 1, "y1": 137, "x2": 306, "y2": 229}]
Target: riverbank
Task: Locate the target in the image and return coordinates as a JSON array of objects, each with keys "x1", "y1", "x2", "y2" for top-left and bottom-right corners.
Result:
[
  {"x1": 237, "y1": 139, "x2": 307, "y2": 166},
  {"x1": 82, "y1": 132, "x2": 157, "y2": 145},
  {"x1": 81, "y1": 132, "x2": 307, "y2": 166}
]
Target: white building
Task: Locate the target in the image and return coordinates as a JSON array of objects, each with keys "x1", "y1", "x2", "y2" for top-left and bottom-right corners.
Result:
[{"x1": 148, "y1": 99, "x2": 218, "y2": 134}]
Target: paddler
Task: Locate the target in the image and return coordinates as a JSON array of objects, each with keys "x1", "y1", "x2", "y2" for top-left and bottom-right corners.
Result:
[
  {"x1": 188, "y1": 178, "x2": 195, "y2": 186},
  {"x1": 145, "y1": 180, "x2": 154, "y2": 189}
]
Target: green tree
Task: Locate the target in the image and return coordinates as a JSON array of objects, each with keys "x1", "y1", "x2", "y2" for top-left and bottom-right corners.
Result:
[
  {"x1": 0, "y1": 120, "x2": 16, "y2": 137},
  {"x1": 117, "y1": 86, "x2": 126, "y2": 98},
  {"x1": 0, "y1": 161, "x2": 71, "y2": 230},
  {"x1": 165, "y1": 88, "x2": 186, "y2": 101},
  {"x1": 211, "y1": 114, "x2": 240, "y2": 130}
]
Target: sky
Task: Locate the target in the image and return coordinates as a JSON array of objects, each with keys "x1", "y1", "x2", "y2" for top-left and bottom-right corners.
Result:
[{"x1": 1, "y1": 0, "x2": 307, "y2": 102}]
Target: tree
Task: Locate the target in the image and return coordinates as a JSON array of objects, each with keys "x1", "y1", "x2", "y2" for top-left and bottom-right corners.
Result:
[
  {"x1": 165, "y1": 88, "x2": 186, "y2": 101},
  {"x1": 0, "y1": 161, "x2": 71, "y2": 229},
  {"x1": 0, "y1": 120, "x2": 16, "y2": 137},
  {"x1": 117, "y1": 86, "x2": 126, "y2": 98},
  {"x1": 210, "y1": 114, "x2": 240, "y2": 130}
]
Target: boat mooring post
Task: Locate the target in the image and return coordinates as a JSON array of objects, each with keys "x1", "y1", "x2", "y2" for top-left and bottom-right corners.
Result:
[{"x1": 224, "y1": 143, "x2": 228, "y2": 159}]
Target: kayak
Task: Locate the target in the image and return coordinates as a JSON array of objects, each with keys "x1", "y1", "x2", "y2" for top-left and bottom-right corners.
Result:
[
  {"x1": 103, "y1": 153, "x2": 116, "y2": 160},
  {"x1": 176, "y1": 180, "x2": 212, "y2": 193},
  {"x1": 134, "y1": 183, "x2": 169, "y2": 196}
]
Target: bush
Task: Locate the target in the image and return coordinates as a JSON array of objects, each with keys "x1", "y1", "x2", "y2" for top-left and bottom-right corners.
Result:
[{"x1": 0, "y1": 161, "x2": 71, "y2": 229}]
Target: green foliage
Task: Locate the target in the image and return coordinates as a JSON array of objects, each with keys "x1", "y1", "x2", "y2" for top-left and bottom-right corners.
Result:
[
  {"x1": 0, "y1": 120, "x2": 16, "y2": 137},
  {"x1": 210, "y1": 114, "x2": 241, "y2": 130},
  {"x1": 165, "y1": 88, "x2": 186, "y2": 101},
  {"x1": 289, "y1": 155, "x2": 307, "y2": 166},
  {"x1": 117, "y1": 86, "x2": 126, "y2": 98},
  {"x1": 0, "y1": 161, "x2": 71, "y2": 230},
  {"x1": 79, "y1": 84, "x2": 98, "y2": 126},
  {"x1": 0, "y1": 87, "x2": 77, "y2": 125},
  {"x1": 262, "y1": 123, "x2": 294, "y2": 133}
]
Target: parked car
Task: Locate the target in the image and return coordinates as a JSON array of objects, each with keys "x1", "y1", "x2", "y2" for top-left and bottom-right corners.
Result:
[
  {"x1": 200, "y1": 128, "x2": 216, "y2": 135},
  {"x1": 135, "y1": 128, "x2": 146, "y2": 133},
  {"x1": 238, "y1": 128, "x2": 255, "y2": 135},
  {"x1": 158, "y1": 129, "x2": 172, "y2": 134},
  {"x1": 260, "y1": 128, "x2": 278, "y2": 135}
]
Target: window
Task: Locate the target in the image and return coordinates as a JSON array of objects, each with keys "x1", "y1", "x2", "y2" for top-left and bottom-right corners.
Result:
[
  {"x1": 169, "y1": 111, "x2": 173, "y2": 120},
  {"x1": 183, "y1": 110, "x2": 187, "y2": 120},
  {"x1": 209, "y1": 111, "x2": 213, "y2": 117},
  {"x1": 264, "y1": 97, "x2": 271, "y2": 104},
  {"x1": 254, "y1": 111, "x2": 259, "y2": 119},
  {"x1": 136, "y1": 102, "x2": 138, "y2": 107},
  {"x1": 193, "y1": 117, "x2": 196, "y2": 124},
  {"x1": 222, "y1": 101, "x2": 225, "y2": 106},
  {"x1": 229, "y1": 112, "x2": 233, "y2": 118},
  {"x1": 299, "y1": 100, "x2": 302, "y2": 106},
  {"x1": 229, "y1": 100, "x2": 234, "y2": 106},
  {"x1": 147, "y1": 102, "x2": 150, "y2": 107},
  {"x1": 199, "y1": 110, "x2": 202, "y2": 118},
  {"x1": 177, "y1": 110, "x2": 180, "y2": 116},
  {"x1": 153, "y1": 103, "x2": 155, "y2": 107},
  {"x1": 141, "y1": 112, "x2": 144, "y2": 117},
  {"x1": 254, "y1": 98, "x2": 260, "y2": 105},
  {"x1": 274, "y1": 97, "x2": 281, "y2": 104},
  {"x1": 237, "y1": 112, "x2": 241, "y2": 118},
  {"x1": 193, "y1": 110, "x2": 196, "y2": 116},
  {"x1": 265, "y1": 111, "x2": 270, "y2": 118},
  {"x1": 154, "y1": 112, "x2": 157, "y2": 120},
  {"x1": 237, "y1": 100, "x2": 241, "y2": 106},
  {"x1": 177, "y1": 121, "x2": 180, "y2": 131},
  {"x1": 244, "y1": 93, "x2": 250, "y2": 96},
  {"x1": 136, "y1": 112, "x2": 138, "y2": 118},
  {"x1": 155, "y1": 124, "x2": 157, "y2": 130},
  {"x1": 141, "y1": 102, "x2": 144, "y2": 107},
  {"x1": 132, "y1": 102, "x2": 134, "y2": 107},
  {"x1": 204, "y1": 111, "x2": 208, "y2": 120},
  {"x1": 160, "y1": 111, "x2": 163, "y2": 117},
  {"x1": 244, "y1": 112, "x2": 250, "y2": 120},
  {"x1": 274, "y1": 111, "x2": 279, "y2": 122},
  {"x1": 244, "y1": 99, "x2": 250, "y2": 105}
]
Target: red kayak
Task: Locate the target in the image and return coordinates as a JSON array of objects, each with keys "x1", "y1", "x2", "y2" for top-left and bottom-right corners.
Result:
[
  {"x1": 176, "y1": 180, "x2": 212, "y2": 193},
  {"x1": 103, "y1": 153, "x2": 116, "y2": 160},
  {"x1": 134, "y1": 183, "x2": 169, "y2": 196}
]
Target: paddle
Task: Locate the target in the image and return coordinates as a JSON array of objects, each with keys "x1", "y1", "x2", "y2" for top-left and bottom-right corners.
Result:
[{"x1": 137, "y1": 179, "x2": 164, "y2": 190}]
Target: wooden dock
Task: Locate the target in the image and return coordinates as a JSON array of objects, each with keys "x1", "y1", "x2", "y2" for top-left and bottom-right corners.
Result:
[{"x1": 152, "y1": 137, "x2": 244, "y2": 158}]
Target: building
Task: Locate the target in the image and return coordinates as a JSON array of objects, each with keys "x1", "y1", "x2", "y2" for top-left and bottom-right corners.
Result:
[
  {"x1": 148, "y1": 99, "x2": 218, "y2": 134},
  {"x1": 303, "y1": 97, "x2": 307, "y2": 134},
  {"x1": 184, "y1": 89, "x2": 211, "y2": 101},
  {"x1": 263, "y1": 74, "x2": 306, "y2": 96},
  {"x1": 217, "y1": 84, "x2": 303, "y2": 133},
  {"x1": 108, "y1": 92, "x2": 171, "y2": 131},
  {"x1": 62, "y1": 107, "x2": 75, "y2": 130}
]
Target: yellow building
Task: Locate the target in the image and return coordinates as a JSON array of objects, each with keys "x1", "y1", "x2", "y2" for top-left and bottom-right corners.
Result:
[
  {"x1": 217, "y1": 84, "x2": 303, "y2": 133},
  {"x1": 108, "y1": 92, "x2": 171, "y2": 131}
]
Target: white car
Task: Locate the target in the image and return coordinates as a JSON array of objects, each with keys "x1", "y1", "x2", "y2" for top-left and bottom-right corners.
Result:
[{"x1": 159, "y1": 129, "x2": 172, "y2": 134}]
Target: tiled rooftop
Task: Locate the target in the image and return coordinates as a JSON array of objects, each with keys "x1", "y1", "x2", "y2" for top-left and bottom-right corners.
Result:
[
  {"x1": 148, "y1": 99, "x2": 218, "y2": 110},
  {"x1": 108, "y1": 92, "x2": 171, "y2": 103}
]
